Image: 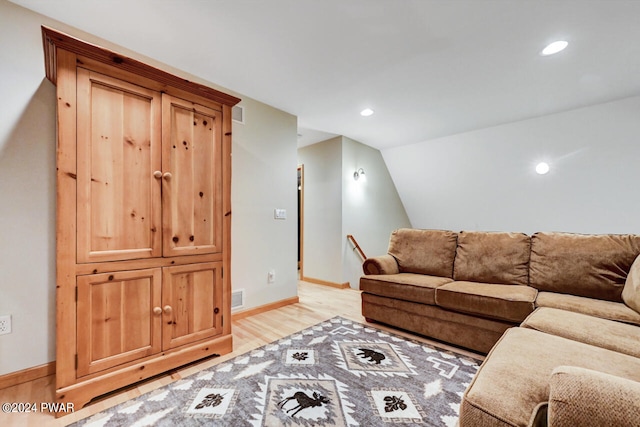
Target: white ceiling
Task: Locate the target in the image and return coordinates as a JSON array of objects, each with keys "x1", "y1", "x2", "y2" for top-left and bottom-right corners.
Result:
[{"x1": 11, "y1": 0, "x2": 640, "y2": 149}]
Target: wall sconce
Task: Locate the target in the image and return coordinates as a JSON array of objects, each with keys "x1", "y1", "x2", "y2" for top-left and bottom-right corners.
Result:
[{"x1": 353, "y1": 168, "x2": 365, "y2": 181}]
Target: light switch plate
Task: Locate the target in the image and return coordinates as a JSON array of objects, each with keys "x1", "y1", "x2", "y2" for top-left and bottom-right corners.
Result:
[{"x1": 274, "y1": 208, "x2": 287, "y2": 220}]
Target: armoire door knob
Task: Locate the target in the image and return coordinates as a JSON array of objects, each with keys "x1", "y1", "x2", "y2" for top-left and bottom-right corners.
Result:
[
  {"x1": 153, "y1": 307, "x2": 162, "y2": 315},
  {"x1": 153, "y1": 171, "x2": 162, "y2": 179},
  {"x1": 163, "y1": 305, "x2": 173, "y2": 314},
  {"x1": 163, "y1": 172, "x2": 172, "y2": 180}
]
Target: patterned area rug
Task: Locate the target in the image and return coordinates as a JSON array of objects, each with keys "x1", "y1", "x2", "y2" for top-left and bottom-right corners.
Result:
[{"x1": 73, "y1": 317, "x2": 481, "y2": 426}]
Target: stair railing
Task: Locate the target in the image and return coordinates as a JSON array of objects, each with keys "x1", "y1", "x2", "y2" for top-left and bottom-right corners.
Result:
[{"x1": 346, "y1": 234, "x2": 367, "y2": 261}]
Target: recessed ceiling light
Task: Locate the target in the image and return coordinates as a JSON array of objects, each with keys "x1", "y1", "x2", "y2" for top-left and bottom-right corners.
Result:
[
  {"x1": 536, "y1": 162, "x2": 550, "y2": 175},
  {"x1": 541, "y1": 40, "x2": 568, "y2": 56},
  {"x1": 360, "y1": 108, "x2": 374, "y2": 117}
]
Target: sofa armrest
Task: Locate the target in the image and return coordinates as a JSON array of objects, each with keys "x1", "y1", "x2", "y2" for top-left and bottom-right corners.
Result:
[
  {"x1": 548, "y1": 366, "x2": 640, "y2": 427},
  {"x1": 362, "y1": 255, "x2": 399, "y2": 275}
]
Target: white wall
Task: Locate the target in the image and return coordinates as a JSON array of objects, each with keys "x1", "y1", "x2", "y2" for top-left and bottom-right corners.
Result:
[
  {"x1": 341, "y1": 137, "x2": 411, "y2": 289},
  {"x1": 383, "y1": 96, "x2": 640, "y2": 235},
  {"x1": 0, "y1": 0, "x2": 58, "y2": 377},
  {"x1": 297, "y1": 137, "x2": 343, "y2": 283},
  {"x1": 298, "y1": 136, "x2": 410, "y2": 288},
  {"x1": 0, "y1": 0, "x2": 298, "y2": 375}
]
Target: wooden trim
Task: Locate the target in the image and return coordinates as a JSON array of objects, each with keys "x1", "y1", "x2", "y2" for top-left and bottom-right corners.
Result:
[
  {"x1": 0, "y1": 362, "x2": 56, "y2": 390},
  {"x1": 298, "y1": 165, "x2": 304, "y2": 278},
  {"x1": 75, "y1": 253, "x2": 222, "y2": 275},
  {"x1": 42, "y1": 26, "x2": 241, "y2": 107},
  {"x1": 55, "y1": 48, "x2": 79, "y2": 389},
  {"x1": 301, "y1": 276, "x2": 351, "y2": 289},
  {"x1": 222, "y1": 104, "x2": 233, "y2": 336},
  {"x1": 231, "y1": 296, "x2": 300, "y2": 321},
  {"x1": 42, "y1": 26, "x2": 57, "y2": 84}
]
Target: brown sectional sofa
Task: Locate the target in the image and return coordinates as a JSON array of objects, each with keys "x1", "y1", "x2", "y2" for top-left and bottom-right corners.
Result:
[{"x1": 360, "y1": 228, "x2": 640, "y2": 426}]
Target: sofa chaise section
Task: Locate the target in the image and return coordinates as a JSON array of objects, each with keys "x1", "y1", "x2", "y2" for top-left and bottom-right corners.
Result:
[
  {"x1": 460, "y1": 327, "x2": 640, "y2": 427},
  {"x1": 460, "y1": 233, "x2": 640, "y2": 427}
]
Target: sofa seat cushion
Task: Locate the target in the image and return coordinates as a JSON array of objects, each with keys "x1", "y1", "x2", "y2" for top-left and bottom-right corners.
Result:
[
  {"x1": 460, "y1": 328, "x2": 640, "y2": 427},
  {"x1": 535, "y1": 291, "x2": 640, "y2": 326},
  {"x1": 522, "y1": 307, "x2": 640, "y2": 358},
  {"x1": 360, "y1": 273, "x2": 453, "y2": 305},
  {"x1": 435, "y1": 281, "x2": 537, "y2": 322},
  {"x1": 453, "y1": 231, "x2": 531, "y2": 286},
  {"x1": 387, "y1": 228, "x2": 458, "y2": 277},
  {"x1": 529, "y1": 232, "x2": 640, "y2": 302}
]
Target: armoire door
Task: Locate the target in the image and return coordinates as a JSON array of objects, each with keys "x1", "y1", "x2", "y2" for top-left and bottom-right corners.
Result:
[
  {"x1": 76, "y1": 268, "x2": 162, "y2": 377},
  {"x1": 162, "y1": 262, "x2": 224, "y2": 350},
  {"x1": 76, "y1": 69, "x2": 162, "y2": 263},
  {"x1": 162, "y1": 95, "x2": 223, "y2": 257}
]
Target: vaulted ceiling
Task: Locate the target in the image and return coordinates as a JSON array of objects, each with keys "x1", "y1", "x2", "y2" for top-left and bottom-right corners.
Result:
[{"x1": 11, "y1": 0, "x2": 640, "y2": 149}]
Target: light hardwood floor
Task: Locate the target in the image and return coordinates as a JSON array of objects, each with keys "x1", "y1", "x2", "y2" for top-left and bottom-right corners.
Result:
[{"x1": 0, "y1": 281, "x2": 482, "y2": 426}]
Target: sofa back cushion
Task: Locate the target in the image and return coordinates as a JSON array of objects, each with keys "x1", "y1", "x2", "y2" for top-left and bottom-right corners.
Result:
[
  {"x1": 453, "y1": 231, "x2": 531, "y2": 285},
  {"x1": 621, "y1": 255, "x2": 640, "y2": 313},
  {"x1": 388, "y1": 228, "x2": 458, "y2": 277},
  {"x1": 529, "y1": 232, "x2": 640, "y2": 302}
]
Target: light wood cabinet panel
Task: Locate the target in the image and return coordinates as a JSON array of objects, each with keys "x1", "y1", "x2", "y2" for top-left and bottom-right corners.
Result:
[
  {"x1": 162, "y1": 262, "x2": 224, "y2": 350},
  {"x1": 77, "y1": 269, "x2": 162, "y2": 377},
  {"x1": 76, "y1": 69, "x2": 162, "y2": 263},
  {"x1": 44, "y1": 26, "x2": 239, "y2": 413},
  {"x1": 162, "y1": 95, "x2": 223, "y2": 257}
]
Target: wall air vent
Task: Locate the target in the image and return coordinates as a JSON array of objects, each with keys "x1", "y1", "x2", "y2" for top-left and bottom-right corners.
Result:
[
  {"x1": 232, "y1": 105, "x2": 245, "y2": 124},
  {"x1": 231, "y1": 289, "x2": 245, "y2": 309}
]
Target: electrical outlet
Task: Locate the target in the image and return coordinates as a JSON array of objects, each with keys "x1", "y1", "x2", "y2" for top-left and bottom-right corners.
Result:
[{"x1": 0, "y1": 315, "x2": 11, "y2": 335}]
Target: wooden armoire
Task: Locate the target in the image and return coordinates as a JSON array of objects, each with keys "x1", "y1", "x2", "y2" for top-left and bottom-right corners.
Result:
[{"x1": 42, "y1": 27, "x2": 239, "y2": 409}]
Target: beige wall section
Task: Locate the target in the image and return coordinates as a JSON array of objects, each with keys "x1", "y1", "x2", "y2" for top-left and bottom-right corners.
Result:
[
  {"x1": 298, "y1": 136, "x2": 410, "y2": 289},
  {"x1": 0, "y1": 0, "x2": 298, "y2": 376},
  {"x1": 230, "y1": 97, "x2": 299, "y2": 311}
]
